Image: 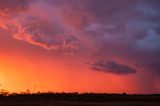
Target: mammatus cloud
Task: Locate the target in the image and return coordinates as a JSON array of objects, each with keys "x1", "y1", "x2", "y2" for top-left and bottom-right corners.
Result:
[{"x1": 90, "y1": 61, "x2": 137, "y2": 75}]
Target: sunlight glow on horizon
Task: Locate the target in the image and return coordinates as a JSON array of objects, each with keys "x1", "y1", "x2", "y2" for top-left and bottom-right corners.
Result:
[{"x1": 0, "y1": 0, "x2": 160, "y2": 94}]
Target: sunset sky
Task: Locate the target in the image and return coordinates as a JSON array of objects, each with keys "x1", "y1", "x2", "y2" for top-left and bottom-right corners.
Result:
[{"x1": 0, "y1": 0, "x2": 160, "y2": 94}]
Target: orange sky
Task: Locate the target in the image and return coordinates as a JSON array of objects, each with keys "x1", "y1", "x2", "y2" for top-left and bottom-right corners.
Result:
[
  {"x1": 0, "y1": 0, "x2": 160, "y2": 94},
  {"x1": 0, "y1": 29, "x2": 158, "y2": 94},
  {"x1": 0, "y1": 29, "x2": 125, "y2": 93}
]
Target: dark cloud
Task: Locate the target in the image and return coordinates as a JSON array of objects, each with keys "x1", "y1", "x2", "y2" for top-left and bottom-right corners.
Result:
[
  {"x1": 90, "y1": 61, "x2": 137, "y2": 75},
  {"x1": 0, "y1": 0, "x2": 160, "y2": 76},
  {"x1": 0, "y1": 0, "x2": 29, "y2": 17},
  {"x1": 0, "y1": 0, "x2": 82, "y2": 53},
  {"x1": 84, "y1": 0, "x2": 160, "y2": 76}
]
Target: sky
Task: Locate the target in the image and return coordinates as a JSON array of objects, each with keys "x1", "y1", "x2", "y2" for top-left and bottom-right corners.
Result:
[{"x1": 0, "y1": 0, "x2": 160, "y2": 94}]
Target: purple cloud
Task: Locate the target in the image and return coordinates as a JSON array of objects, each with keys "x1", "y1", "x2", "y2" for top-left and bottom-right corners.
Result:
[
  {"x1": 90, "y1": 60, "x2": 137, "y2": 75},
  {"x1": 0, "y1": 0, "x2": 160, "y2": 77}
]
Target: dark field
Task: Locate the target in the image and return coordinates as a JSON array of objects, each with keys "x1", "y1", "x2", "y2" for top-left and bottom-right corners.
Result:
[{"x1": 0, "y1": 93, "x2": 160, "y2": 106}]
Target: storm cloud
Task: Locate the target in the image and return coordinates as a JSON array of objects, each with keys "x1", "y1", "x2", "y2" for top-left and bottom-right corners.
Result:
[
  {"x1": 0, "y1": 0, "x2": 29, "y2": 16},
  {"x1": 0, "y1": 0, "x2": 160, "y2": 76},
  {"x1": 90, "y1": 60, "x2": 137, "y2": 75}
]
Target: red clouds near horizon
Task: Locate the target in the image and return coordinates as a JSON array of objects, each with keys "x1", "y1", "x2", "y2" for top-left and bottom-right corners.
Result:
[{"x1": 0, "y1": 0, "x2": 160, "y2": 93}]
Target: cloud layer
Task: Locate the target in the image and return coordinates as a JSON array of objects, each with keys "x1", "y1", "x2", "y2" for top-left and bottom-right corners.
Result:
[
  {"x1": 0, "y1": 0, "x2": 160, "y2": 76},
  {"x1": 90, "y1": 60, "x2": 137, "y2": 75}
]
